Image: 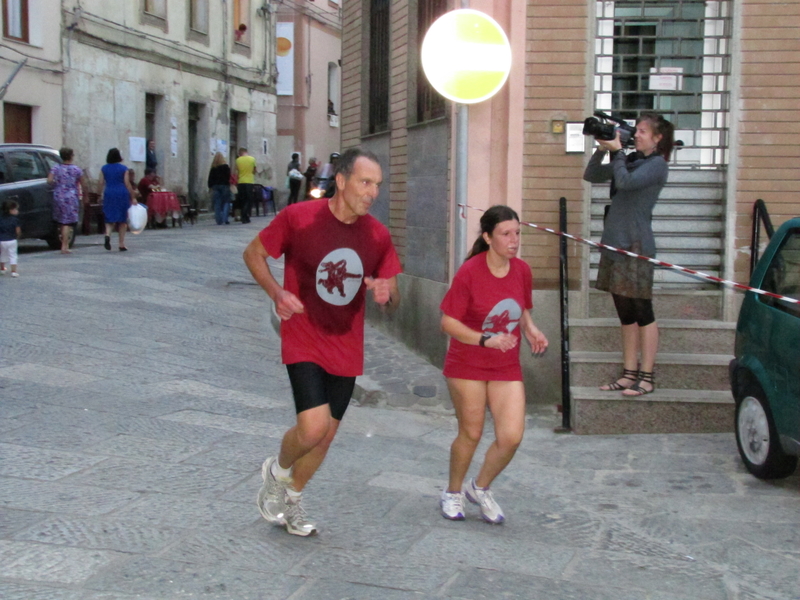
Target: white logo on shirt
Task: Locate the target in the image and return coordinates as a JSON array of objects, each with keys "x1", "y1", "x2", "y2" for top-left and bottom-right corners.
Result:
[
  {"x1": 482, "y1": 299, "x2": 522, "y2": 335},
  {"x1": 316, "y1": 248, "x2": 364, "y2": 306}
]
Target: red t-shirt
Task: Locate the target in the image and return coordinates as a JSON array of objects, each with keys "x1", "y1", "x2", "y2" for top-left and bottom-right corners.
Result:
[
  {"x1": 441, "y1": 254, "x2": 533, "y2": 381},
  {"x1": 259, "y1": 199, "x2": 402, "y2": 377}
]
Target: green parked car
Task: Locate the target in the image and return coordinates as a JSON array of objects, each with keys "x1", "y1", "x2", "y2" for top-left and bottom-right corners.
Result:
[{"x1": 730, "y1": 217, "x2": 800, "y2": 479}]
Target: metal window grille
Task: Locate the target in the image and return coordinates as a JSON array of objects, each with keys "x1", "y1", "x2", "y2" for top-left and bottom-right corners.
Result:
[
  {"x1": 594, "y1": 0, "x2": 732, "y2": 167},
  {"x1": 416, "y1": 0, "x2": 447, "y2": 123},
  {"x1": 368, "y1": 0, "x2": 390, "y2": 134}
]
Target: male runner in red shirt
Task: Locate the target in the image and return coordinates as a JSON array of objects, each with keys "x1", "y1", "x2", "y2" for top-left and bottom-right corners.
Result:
[{"x1": 243, "y1": 148, "x2": 401, "y2": 536}]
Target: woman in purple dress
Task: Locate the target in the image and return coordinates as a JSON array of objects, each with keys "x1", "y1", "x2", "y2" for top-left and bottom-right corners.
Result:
[
  {"x1": 97, "y1": 148, "x2": 137, "y2": 251},
  {"x1": 47, "y1": 147, "x2": 86, "y2": 254}
]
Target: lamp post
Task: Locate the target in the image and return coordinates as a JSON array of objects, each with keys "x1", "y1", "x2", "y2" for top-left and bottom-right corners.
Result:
[{"x1": 420, "y1": 8, "x2": 512, "y2": 267}]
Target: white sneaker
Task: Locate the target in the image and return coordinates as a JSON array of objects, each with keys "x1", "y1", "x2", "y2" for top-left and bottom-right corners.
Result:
[
  {"x1": 10, "y1": 272, "x2": 18, "y2": 277},
  {"x1": 256, "y1": 457, "x2": 291, "y2": 524},
  {"x1": 440, "y1": 490, "x2": 466, "y2": 521},
  {"x1": 283, "y1": 492, "x2": 317, "y2": 537},
  {"x1": 465, "y1": 478, "x2": 505, "y2": 524}
]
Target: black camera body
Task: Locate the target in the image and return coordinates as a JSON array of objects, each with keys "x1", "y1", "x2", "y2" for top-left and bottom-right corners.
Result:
[{"x1": 582, "y1": 111, "x2": 636, "y2": 146}]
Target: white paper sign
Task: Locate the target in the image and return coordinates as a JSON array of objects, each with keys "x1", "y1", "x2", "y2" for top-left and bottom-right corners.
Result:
[
  {"x1": 129, "y1": 137, "x2": 146, "y2": 162},
  {"x1": 566, "y1": 122, "x2": 585, "y2": 153},
  {"x1": 649, "y1": 67, "x2": 683, "y2": 91}
]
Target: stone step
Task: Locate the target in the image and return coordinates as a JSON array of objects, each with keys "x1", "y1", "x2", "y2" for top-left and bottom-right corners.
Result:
[
  {"x1": 591, "y1": 180, "x2": 725, "y2": 200},
  {"x1": 570, "y1": 319, "x2": 735, "y2": 354},
  {"x1": 569, "y1": 387, "x2": 734, "y2": 435},
  {"x1": 586, "y1": 290, "x2": 723, "y2": 320},
  {"x1": 591, "y1": 201, "x2": 723, "y2": 219},
  {"x1": 569, "y1": 351, "x2": 732, "y2": 391}
]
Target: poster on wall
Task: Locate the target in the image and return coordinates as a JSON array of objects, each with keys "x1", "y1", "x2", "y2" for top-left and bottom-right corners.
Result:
[
  {"x1": 129, "y1": 137, "x2": 146, "y2": 162},
  {"x1": 170, "y1": 118, "x2": 178, "y2": 157},
  {"x1": 276, "y1": 22, "x2": 294, "y2": 96}
]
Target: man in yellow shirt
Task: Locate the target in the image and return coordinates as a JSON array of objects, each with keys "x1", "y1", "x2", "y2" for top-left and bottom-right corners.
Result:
[{"x1": 235, "y1": 147, "x2": 258, "y2": 224}]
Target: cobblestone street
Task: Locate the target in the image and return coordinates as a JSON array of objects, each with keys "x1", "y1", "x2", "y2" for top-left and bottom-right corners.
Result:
[{"x1": 0, "y1": 216, "x2": 798, "y2": 600}]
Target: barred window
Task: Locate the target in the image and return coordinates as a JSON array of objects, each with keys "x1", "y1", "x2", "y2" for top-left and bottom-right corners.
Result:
[
  {"x1": 416, "y1": 0, "x2": 447, "y2": 123},
  {"x1": 594, "y1": 0, "x2": 732, "y2": 166},
  {"x1": 367, "y1": 0, "x2": 390, "y2": 134}
]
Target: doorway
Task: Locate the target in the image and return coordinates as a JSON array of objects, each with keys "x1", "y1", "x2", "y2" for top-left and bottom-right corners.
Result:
[{"x1": 4, "y1": 102, "x2": 32, "y2": 143}]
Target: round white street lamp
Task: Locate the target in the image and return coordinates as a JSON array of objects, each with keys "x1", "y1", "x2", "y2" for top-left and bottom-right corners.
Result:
[{"x1": 421, "y1": 9, "x2": 512, "y2": 104}]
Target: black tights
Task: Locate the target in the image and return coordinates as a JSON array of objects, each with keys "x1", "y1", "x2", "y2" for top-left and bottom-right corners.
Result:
[{"x1": 612, "y1": 294, "x2": 655, "y2": 327}]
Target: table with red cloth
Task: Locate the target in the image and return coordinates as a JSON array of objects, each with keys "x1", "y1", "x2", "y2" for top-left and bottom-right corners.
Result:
[{"x1": 147, "y1": 191, "x2": 181, "y2": 223}]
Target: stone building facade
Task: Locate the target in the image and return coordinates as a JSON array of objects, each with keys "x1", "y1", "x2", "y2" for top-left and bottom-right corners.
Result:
[{"x1": 60, "y1": 0, "x2": 279, "y2": 205}]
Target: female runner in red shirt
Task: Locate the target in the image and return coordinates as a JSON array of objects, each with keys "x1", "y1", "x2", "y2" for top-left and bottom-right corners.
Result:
[{"x1": 440, "y1": 205, "x2": 548, "y2": 523}]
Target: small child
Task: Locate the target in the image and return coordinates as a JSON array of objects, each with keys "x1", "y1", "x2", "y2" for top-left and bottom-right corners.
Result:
[{"x1": 0, "y1": 200, "x2": 21, "y2": 277}]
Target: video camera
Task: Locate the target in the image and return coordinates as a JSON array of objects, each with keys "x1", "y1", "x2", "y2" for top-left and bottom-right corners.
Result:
[{"x1": 582, "y1": 111, "x2": 636, "y2": 147}]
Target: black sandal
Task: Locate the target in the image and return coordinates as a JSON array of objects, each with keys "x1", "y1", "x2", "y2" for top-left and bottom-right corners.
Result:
[
  {"x1": 623, "y1": 371, "x2": 655, "y2": 396},
  {"x1": 600, "y1": 368, "x2": 639, "y2": 391}
]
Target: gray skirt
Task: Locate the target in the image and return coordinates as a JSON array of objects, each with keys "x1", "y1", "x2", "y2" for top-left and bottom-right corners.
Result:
[{"x1": 595, "y1": 242, "x2": 655, "y2": 300}]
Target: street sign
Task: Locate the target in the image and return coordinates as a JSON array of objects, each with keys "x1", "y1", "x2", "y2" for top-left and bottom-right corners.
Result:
[{"x1": 420, "y1": 9, "x2": 512, "y2": 104}]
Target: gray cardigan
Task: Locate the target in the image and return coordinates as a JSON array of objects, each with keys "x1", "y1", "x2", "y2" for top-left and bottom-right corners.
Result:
[{"x1": 583, "y1": 149, "x2": 668, "y2": 257}]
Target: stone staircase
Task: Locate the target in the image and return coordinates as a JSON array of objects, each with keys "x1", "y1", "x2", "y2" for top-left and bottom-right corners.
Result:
[{"x1": 569, "y1": 290, "x2": 736, "y2": 434}]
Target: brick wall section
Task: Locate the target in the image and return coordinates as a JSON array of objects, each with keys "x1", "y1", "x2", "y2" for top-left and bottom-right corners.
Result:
[
  {"x1": 388, "y1": 0, "x2": 409, "y2": 262},
  {"x1": 340, "y1": 2, "x2": 362, "y2": 150},
  {"x1": 521, "y1": 0, "x2": 591, "y2": 289},
  {"x1": 734, "y1": 0, "x2": 800, "y2": 283},
  {"x1": 335, "y1": 0, "x2": 409, "y2": 263}
]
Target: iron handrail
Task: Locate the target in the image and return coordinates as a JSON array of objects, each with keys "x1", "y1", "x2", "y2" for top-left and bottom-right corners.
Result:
[
  {"x1": 750, "y1": 199, "x2": 774, "y2": 276},
  {"x1": 558, "y1": 197, "x2": 571, "y2": 432}
]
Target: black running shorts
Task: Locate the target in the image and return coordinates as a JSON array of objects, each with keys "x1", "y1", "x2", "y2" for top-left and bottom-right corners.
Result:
[{"x1": 286, "y1": 362, "x2": 356, "y2": 421}]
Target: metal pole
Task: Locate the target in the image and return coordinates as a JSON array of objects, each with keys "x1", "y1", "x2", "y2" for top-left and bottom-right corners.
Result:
[
  {"x1": 0, "y1": 59, "x2": 27, "y2": 101},
  {"x1": 451, "y1": 0, "x2": 469, "y2": 269},
  {"x1": 454, "y1": 103, "x2": 468, "y2": 267},
  {"x1": 557, "y1": 197, "x2": 572, "y2": 432}
]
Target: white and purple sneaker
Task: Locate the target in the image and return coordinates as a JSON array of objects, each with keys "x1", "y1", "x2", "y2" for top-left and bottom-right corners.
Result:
[
  {"x1": 440, "y1": 490, "x2": 466, "y2": 521},
  {"x1": 465, "y1": 478, "x2": 505, "y2": 524}
]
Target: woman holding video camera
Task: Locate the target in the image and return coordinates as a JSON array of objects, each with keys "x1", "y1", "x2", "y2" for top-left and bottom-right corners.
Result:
[{"x1": 583, "y1": 113, "x2": 674, "y2": 396}]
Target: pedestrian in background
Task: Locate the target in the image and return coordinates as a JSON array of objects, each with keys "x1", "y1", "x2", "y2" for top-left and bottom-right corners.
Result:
[
  {"x1": 47, "y1": 147, "x2": 86, "y2": 254},
  {"x1": 243, "y1": 148, "x2": 401, "y2": 537},
  {"x1": 0, "y1": 200, "x2": 21, "y2": 276},
  {"x1": 439, "y1": 205, "x2": 548, "y2": 524},
  {"x1": 303, "y1": 157, "x2": 318, "y2": 200},
  {"x1": 583, "y1": 113, "x2": 674, "y2": 396},
  {"x1": 208, "y1": 152, "x2": 232, "y2": 225},
  {"x1": 97, "y1": 148, "x2": 137, "y2": 251},
  {"x1": 287, "y1": 152, "x2": 302, "y2": 205},
  {"x1": 137, "y1": 168, "x2": 160, "y2": 207},
  {"x1": 146, "y1": 139, "x2": 158, "y2": 174},
  {"x1": 234, "y1": 147, "x2": 257, "y2": 224}
]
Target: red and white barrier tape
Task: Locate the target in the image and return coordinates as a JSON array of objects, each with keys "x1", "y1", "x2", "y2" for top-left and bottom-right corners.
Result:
[{"x1": 459, "y1": 203, "x2": 800, "y2": 306}]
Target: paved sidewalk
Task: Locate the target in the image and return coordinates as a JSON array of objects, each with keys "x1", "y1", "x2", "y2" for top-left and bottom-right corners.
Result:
[{"x1": 0, "y1": 216, "x2": 798, "y2": 600}]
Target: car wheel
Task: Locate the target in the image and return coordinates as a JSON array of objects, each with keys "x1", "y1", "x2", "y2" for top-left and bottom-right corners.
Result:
[
  {"x1": 735, "y1": 386, "x2": 798, "y2": 479},
  {"x1": 45, "y1": 224, "x2": 76, "y2": 250}
]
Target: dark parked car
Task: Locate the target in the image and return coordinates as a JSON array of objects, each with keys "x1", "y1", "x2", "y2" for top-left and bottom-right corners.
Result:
[
  {"x1": 730, "y1": 217, "x2": 800, "y2": 479},
  {"x1": 0, "y1": 143, "x2": 74, "y2": 249}
]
